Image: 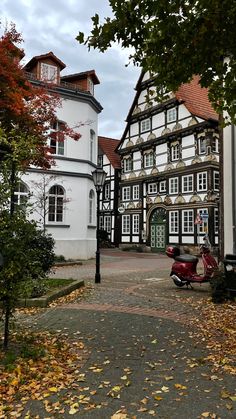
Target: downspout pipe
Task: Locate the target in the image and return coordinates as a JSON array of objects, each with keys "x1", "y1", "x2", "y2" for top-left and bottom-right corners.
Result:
[{"x1": 232, "y1": 125, "x2": 236, "y2": 254}]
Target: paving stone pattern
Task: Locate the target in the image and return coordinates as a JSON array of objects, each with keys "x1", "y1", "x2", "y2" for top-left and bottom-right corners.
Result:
[{"x1": 18, "y1": 249, "x2": 236, "y2": 418}]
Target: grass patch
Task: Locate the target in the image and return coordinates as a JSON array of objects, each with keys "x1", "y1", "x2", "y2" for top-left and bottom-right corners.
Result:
[{"x1": 45, "y1": 278, "x2": 75, "y2": 290}]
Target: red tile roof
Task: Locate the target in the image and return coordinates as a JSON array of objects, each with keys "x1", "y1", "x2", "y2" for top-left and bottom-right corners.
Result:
[
  {"x1": 98, "y1": 136, "x2": 121, "y2": 169},
  {"x1": 175, "y1": 75, "x2": 218, "y2": 121},
  {"x1": 61, "y1": 70, "x2": 100, "y2": 85}
]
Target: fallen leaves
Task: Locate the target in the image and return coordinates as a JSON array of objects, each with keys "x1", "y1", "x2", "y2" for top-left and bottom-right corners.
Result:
[
  {"x1": 0, "y1": 330, "x2": 88, "y2": 417},
  {"x1": 187, "y1": 299, "x2": 236, "y2": 374}
]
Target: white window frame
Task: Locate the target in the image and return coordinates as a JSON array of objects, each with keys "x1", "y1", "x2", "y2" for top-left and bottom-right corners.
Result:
[
  {"x1": 88, "y1": 189, "x2": 95, "y2": 225},
  {"x1": 99, "y1": 215, "x2": 103, "y2": 230},
  {"x1": 88, "y1": 77, "x2": 94, "y2": 95},
  {"x1": 214, "y1": 208, "x2": 219, "y2": 234},
  {"x1": 171, "y1": 144, "x2": 180, "y2": 161},
  {"x1": 48, "y1": 185, "x2": 64, "y2": 223},
  {"x1": 132, "y1": 214, "x2": 140, "y2": 234},
  {"x1": 14, "y1": 181, "x2": 29, "y2": 206},
  {"x1": 133, "y1": 185, "x2": 139, "y2": 200},
  {"x1": 98, "y1": 155, "x2": 103, "y2": 168},
  {"x1": 197, "y1": 172, "x2": 207, "y2": 191},
  {"x1": 50, "y1": 120, "x2": 65, "y2": 156},
  {"x1": 159, "y1": 180, "x2": 166, "y2": 192},
  {"x1": 169, "y1": 177, "x2": 179, "y2": 194},
  {"x1": 214, "y1": 171, "x2": 219, "y2": 191},
  {"x1": 141, "y1": 118, "x2": 151, "y2": 132},
  {"x1": 212, "y1": 137, "x2": 219, "y2": 153},
  {"x1": 167, "y1": 108, "x2": 177, "y2": 123},
  {"x1": 41, "y1": 63, "x2": 57, "y2": 83},
  {"x1": 198, "y1": 137, "x2": 207, "y2": 154},
  {"x1": 144, "y1": 152, "x2": 154, "y2": 168},
  {"x1": 124, "y1": 157, "x2": 132, "y2": 172},
  {"x1": 148, "y1": 183, "x2": 157, "y2": 194},
  {"x1": 182, "y1": 174, "x2": 193, "y2": 193},
  {"x1": 104, "y1": 183, "x2": 110, "y2": 200},
  {"x1": 122, "y1": 186, "x2": 131, "y2": 201},
  {"x1": 104, "y1": 215, "x2": 111, "y2": 232},
  {"x1": 90, "y1": 130, "x2": 95, "y2": 162},
  {"x1": 122, "y1": 215, "x2": 130, "y2": 234},
  {"x1": 182, "y1": 210, "x2": 194, "y2": 233},
  {"x1": 198, "y1": 208, "x2": 208, "y2": 234},
  {"x1": 169, "y1": 211, "x2": 179, "y2": 234}
]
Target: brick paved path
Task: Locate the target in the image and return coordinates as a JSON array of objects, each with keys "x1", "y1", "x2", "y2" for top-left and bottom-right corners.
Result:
[{"x1": 18, "y1": 249, "x2": 236, "y2": 418}]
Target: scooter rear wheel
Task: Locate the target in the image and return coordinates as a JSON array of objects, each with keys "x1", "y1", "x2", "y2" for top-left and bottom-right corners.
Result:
[{"x1": 173, "y1": 277, "x2": 186, "y2": 287}]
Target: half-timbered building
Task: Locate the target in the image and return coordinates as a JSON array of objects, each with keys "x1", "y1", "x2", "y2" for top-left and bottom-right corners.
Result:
[
  {"x1": 116, "y1": 72, "x2": 220, "y2": 253},
  {"x1": 98, "y1": 136, "x2": 121, "y2": 246}
]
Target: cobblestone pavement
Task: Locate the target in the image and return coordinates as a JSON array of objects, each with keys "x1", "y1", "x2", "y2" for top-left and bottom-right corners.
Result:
[{"x1": 18, "y1": 249, "x2": 236, "y2": 418}]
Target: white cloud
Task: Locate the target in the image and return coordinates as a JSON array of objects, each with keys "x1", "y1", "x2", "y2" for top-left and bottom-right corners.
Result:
[{"x1": 1, "y1": 0, "x2": 140, "y2": 138}]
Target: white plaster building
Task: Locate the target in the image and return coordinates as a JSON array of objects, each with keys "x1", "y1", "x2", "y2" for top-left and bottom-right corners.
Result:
[
  {"x1": 223, "y1": 125, "x2": 236, "y2": 255},
  {"x1": 18, "y1": 52, "x2": 102, "y2": 259},
  {"x1": 117, "y1": 72, "x2": 220, "y2": 252}
]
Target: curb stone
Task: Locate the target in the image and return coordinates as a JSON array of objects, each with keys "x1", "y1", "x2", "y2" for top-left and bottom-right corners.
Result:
[{"x1": 17, "y1": 279, "x2": 84, "y2": 308}]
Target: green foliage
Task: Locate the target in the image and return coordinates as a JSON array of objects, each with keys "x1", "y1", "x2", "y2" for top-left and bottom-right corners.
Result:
[
  {"x1": 54, "y1": 254, "x2": 66, "y2": 263},
  {"x1": 78, "y1": 0, "x2": 236, "y2": 123},
  {"x1": 0, "y1": 212, "x2": 55, "y2": 307}
]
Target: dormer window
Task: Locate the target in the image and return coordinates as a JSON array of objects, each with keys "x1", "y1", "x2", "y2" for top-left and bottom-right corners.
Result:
[
  {"x1": 88, "y1": 78, "x2": 94, "y2": 95},
  {"x1": 41, "y1": 63, "x2": 58, "y2": 83}
]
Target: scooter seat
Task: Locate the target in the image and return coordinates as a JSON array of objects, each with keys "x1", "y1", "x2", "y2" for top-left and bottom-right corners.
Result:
[{"x1": 175, "y1": 254, "x2": 198, "y2": 263}]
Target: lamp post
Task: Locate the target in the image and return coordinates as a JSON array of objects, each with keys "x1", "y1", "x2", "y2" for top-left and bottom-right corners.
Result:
[{"x1": 92, "y1": 168, "x2": 107, "y2": 283}]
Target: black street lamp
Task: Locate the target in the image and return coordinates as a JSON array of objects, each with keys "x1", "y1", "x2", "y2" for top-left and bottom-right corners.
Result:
[{"x1": 92, "y1": 168, "x2": 107, "y2": 283}]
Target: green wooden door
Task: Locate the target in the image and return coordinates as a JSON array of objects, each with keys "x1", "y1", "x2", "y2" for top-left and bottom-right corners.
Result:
[{"x1": 150, "y1": 209, "x2": 167, "y2": 252}]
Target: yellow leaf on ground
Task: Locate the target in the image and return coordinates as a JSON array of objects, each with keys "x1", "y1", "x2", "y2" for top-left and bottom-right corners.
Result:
[
  {"x1": 174, "y1": 384, "x2": 187, "y2": 390},
  {"x1": 49, "y1": 387, "x2": 58, "y2": 392}
]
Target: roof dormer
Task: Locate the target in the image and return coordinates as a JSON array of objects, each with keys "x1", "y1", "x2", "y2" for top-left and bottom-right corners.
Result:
[
  {"x1": 23, "y1": 52, "x2": 66, "y2": 84},
  {"x1": 61, "y1": 70, "x2": 100, "y2": 95}
]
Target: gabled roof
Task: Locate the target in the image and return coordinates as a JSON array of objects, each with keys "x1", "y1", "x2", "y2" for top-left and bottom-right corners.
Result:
[
  {"x1": 61, "y1": 70, "x2": 100, "y2": 85},
  {"x1": 175, "y1": 75, "x2": 218, "y2": 121},
  {"x1": 98, "y1": 136, "x2": 121, "y2": 169},
  {"x1": 23, "y1": 51, "x2": 66, "y2": 71},
  {"x1": 127, "y1": 72, "x2": 218, "y2": 123},
  {"x1": 120, "y1": 72, "x2": 218, "y2": 145}
]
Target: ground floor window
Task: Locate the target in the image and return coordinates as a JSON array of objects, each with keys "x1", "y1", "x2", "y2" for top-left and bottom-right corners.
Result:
[
  {"x1": 122, "y1": 215, "x2": 130, "y2": 234},
  {"x1": 48, "y1": 185, "x2": 64, "y2": 222},
  {"x1": 104, "y1": 215, "x2": 111, "y2": 232},
  {"x1": 182, "y1": 210, "x2": 194, "y2": 233},
  {"x1": 132, "y1": 214, "x2": 139, "y2": 234},
  {"x1": 214, "y1": 208, "x2": 219, "y2": 234},
  {"x1": 197, "y1": 208, "x2": 208, "y2": 233},
  {"x1": 14, "y1": 181, "x2": 29, "y2": 207},
  {"x1": 169, "y1": 211, "x2": 179, "y2": 233},
  {"x1": 88, "y1": 190, "x2": 95, "y2": 224}
]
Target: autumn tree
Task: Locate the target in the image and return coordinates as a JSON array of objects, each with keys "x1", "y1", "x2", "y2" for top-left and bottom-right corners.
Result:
[
  {"x1": 77, "y1": 0, "x2": 236, "y2": 123},
  {"x1": 0, "y1": 24, "x2": 80, "y2": 349}
]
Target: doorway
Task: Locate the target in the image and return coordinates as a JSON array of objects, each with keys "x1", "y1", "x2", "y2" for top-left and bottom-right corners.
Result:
[{"x1": 150, "y1": 208, "x2": 167, "y2": 252}]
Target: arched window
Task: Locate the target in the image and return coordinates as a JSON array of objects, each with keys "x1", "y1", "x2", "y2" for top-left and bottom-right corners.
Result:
[
  {"x1": 48, "y1": 185, "x2": 64, "y2": 222},
  {"x1": 89, "y1": 189, "x2": 95, "y2": 224},
  {"x1": 14, "y1": 181, "x2": 29, "y2": 206}
]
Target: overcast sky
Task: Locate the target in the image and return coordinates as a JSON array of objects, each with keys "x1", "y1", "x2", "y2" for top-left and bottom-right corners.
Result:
[{"x1": 1, "y1": 0, "x2": 140, "y2": 139}]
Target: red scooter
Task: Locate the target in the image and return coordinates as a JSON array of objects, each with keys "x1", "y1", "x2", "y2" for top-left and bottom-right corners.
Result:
[{"x1": 166, "y1": 239, "x2": 218, "y2": 288}]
